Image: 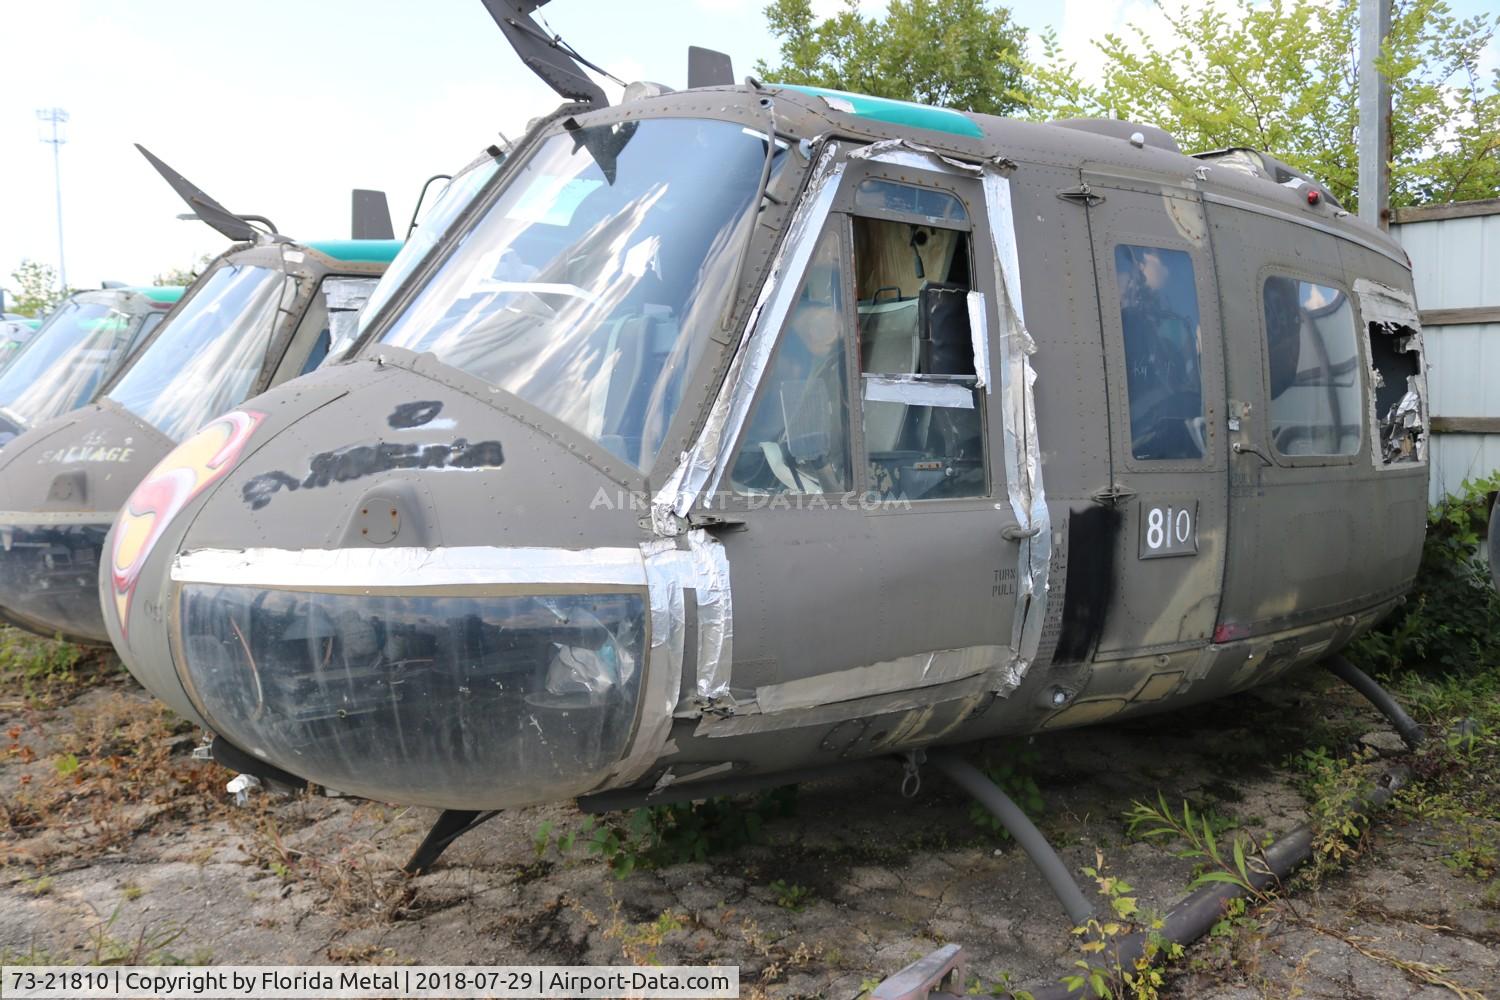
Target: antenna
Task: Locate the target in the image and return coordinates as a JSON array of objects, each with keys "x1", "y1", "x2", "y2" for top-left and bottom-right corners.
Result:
[
  {"x1": 135, "y1": 144, "x2": 273, "y2": 242},
  {"x1": 479, "y1": 0, "x2": 609, "y2": 107},
  {"x1": 351, "y1": 190, "x2": 395, "y2": 239},
  {"x1": 687, "y1": 47, "x2": 734, "y2": 88}
]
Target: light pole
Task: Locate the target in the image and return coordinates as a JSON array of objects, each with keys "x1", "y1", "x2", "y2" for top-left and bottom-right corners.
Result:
[
  {"x1": 1357, "y1": 0, "x2": 1391, "y2": 230},
  {"x1": 36, "y1": 107, "x2": 69, "y2": 291}
]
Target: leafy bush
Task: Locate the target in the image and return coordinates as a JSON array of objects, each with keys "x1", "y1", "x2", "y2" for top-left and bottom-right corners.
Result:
[
  {"x1": 1349, "y1": 473, "x2": 1500, "y2": 677},
  {"x1": 536, "y1": 785, "x2": 798, "y2": 878},
  {"x1": 968, "y1": 742, "x2": 1045, "y2": 839}
]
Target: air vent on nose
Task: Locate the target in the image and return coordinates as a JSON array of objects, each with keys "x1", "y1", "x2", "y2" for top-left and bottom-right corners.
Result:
[{"x1": 337, "y1": 480, "x2": 438, "y2": 548}]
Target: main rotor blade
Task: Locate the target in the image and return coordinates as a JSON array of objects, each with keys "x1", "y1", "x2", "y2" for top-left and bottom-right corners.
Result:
[
  {"x1": 479, "y1": 0, "x2": 608, "y2": 107},
  {"x1": 135, "y1": 143, "x2": 260, "y2": 242}
]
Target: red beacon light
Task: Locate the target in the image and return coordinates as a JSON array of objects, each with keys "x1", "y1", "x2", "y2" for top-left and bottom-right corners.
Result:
[{"x1": 1306, "y1": 189, "x2": 1322, "y2": 206}]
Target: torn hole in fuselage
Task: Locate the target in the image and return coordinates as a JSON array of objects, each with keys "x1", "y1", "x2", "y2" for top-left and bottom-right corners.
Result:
[{"x1": 1368, "y1": 319, "x2": 1426, "y2": 464}]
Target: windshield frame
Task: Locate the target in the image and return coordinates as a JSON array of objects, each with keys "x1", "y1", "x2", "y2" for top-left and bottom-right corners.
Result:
[
  {"x1": 0, "y1": 291, "x2": 158, "y2": 429},
  {"x1": 104, "y1": 257, "x2": 297, "y2": 440},
  {"x1": 352, "y1": 103, "x2": 811, "y2": 486},
  {"x1": 352, "y1": 147, "x2": 507, "y2": 347}
]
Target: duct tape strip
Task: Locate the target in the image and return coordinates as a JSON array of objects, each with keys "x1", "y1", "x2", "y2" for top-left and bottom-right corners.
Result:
[
  {"x1": 864, "y1": 376, "x2": 974, "y2": 409},
  {"x1": 968, "y1": 290, "x2": 991, "y2": 393},
  {"x1": 688, "y1": 529, "x2": 734, "y2": 707},
  {"x1": 651, "y1": 143, "x2": 846, "y2": 531},
  {"x1": 983, "y1": 171, "x2": 1027, "y2": 325},
  {"x1": 754, "y1": 644, "x2": 1005, "y2": 715},
  {"x1": 323, "y1": 276, "x2": 381, "y2": 360},
  {"x1": 1353, "y1": 277, "x2": 1421, "y2": 330},
  {"x1": 614, "y1": 537, "x2": 689, "y2": 787},
  {"x1": 985, "y1": 169, "x2": 1049, "y2": 694},
  {"x1": 606, "y1": 528, "x2": 736, "y2": 788},
  {"x1": 170, "y1": 544, "x2": 647, "y2": 589},
  {"x1": 848, "y1": 138, "x2": 985, "y2": 177}
]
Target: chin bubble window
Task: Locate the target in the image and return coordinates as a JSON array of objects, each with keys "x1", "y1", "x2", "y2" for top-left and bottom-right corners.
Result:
[{"x1": 175, "y1": 586, "x2": 646, "y2": 808}]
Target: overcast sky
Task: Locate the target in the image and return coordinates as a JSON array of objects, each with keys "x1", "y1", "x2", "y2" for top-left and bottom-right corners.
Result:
[{"x1": 2, "y1": 0, "x2": 1495, "y2": 297}]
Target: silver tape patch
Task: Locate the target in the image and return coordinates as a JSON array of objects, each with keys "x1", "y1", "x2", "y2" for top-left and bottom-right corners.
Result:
[
  {"x1": 864, "y1": 376, "x2": 974, "y2": 409},
  {"x1": 171, "y1": 545, "x2": 647, "y2": 589}
]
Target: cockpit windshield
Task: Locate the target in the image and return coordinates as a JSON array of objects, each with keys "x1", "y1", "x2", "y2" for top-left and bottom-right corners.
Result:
[
  {"x1": 0, "y1": 298, "x2": 150, "y2": 429},
  {"x1": 107, "y1": 263, "x2": 293, "y2": 441},
  {"x1": 355, "y1": 153, "x2": 503, "y2": 345},
  {"x1": 378, "y1": 117, "x2": 779, "y2": 470}
]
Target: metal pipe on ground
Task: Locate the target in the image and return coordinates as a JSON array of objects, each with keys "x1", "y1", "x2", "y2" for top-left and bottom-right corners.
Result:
[
  {"x1": 926, "y1": 752, "x2": 1096, "y2": 926},
  {"x1": 879, "y1": 757, "x2": 1412, "y2": 1000},
  {"x1": 1325, "y1": 654, "x2": 1425, "y2": 749}
]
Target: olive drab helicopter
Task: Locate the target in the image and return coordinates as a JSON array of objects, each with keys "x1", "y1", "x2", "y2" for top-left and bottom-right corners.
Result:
[
  {"x1": 0, "y1": 285, "x2": 185, "y2": 446},
  {"x1": 0, "y1": 146, "x2": 410, "y2": 645},
  {"x1": 102, "y1": 0, "x2": 1431, "y2": 885}
]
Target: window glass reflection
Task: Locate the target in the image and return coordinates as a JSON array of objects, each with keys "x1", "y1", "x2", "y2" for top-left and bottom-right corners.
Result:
[{"x1": 1116, "y1": 245, "x2": 1206, "y2": 460}]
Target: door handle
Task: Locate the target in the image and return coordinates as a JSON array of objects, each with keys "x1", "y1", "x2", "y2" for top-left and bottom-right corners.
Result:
[
  {"x1": 1232, "y1": 442, "x2": 1273, "y2": 466},
  {"x1": 1001, "y1": 524, "x2": 1043, "y2": 541}
]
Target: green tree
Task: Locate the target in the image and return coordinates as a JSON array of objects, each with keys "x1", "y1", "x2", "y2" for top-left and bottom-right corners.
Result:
[
  {"x1": 755, "y1": 0, "x2": 1029, "y2": 117},
  {"x1": 153, "y1": 253, "x2": 214, "y2": 288},
  {"x1": 3, "y1": 259, "x2": 68, "y2": 317},
  {"x1": 1025, "y1": 0, "x2": 1500, "y2": 210}
]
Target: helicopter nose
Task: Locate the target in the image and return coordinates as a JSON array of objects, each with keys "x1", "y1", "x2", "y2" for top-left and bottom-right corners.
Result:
[
  {"x1": 103, "y1": 359, "x2": 680, "y2": 808},
  {"x1": 172, "y1": 558, "x2": 650, "y2": 807},
  {"x1": 0, "y1": 405, "x2": 170, "y2": 645}
]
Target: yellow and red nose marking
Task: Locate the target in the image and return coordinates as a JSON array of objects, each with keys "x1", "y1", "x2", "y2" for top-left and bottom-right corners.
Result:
[{"x1": 110, "y1": 410, "x2": 265, "y2": 634}]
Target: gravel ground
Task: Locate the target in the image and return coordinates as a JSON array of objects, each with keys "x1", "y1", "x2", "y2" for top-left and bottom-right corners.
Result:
[{"x1": 2, "y1": 654, "x2": 1496, "y2": 999}]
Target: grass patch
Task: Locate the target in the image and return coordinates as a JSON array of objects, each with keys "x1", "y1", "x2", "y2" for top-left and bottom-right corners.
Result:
[{"x1": 2, "y1": 691, "x2": 227, "y2": 864}]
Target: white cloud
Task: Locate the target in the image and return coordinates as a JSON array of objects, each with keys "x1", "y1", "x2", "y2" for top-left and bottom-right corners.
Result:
[{"x1": 1050, "y1": 0, "x2": 1193, "y2": 86}]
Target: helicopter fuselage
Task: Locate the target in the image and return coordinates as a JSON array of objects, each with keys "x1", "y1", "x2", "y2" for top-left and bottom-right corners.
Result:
[{"x1": 101, "y1": 87, "x2": 1429, "y2": 811}]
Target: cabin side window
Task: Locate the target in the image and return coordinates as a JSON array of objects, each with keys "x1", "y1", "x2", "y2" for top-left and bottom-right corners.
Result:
[
  {"x1": 855, "y1": 208, "x2": 985, "y2": 501},
  {"x1": 729, "y1": 227, "x2": 853, "y2": 495},
  {"x1": 1261, "y1": 276, "x2": 1361, "y2": 457},
  {"x1": 1114, "y1": 245, "x2": 1206, "y2": 461}
]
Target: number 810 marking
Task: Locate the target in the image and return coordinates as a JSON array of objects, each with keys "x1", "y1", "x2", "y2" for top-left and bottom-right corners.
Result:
[{"x1": 1139, "y1": 500, "x2": 1198, "y2": 559}]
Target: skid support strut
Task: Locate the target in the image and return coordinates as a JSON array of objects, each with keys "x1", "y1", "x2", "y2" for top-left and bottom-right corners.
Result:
[
  {"x1": 926, "y1": 752, "x2": 1095, "y2": 926},
  {"x1": 403, "y1": 809, "x2": 500, "y2": 874},
  {"x1": 1324, "y1": 654, "x2": 1425, "y2": 749}
]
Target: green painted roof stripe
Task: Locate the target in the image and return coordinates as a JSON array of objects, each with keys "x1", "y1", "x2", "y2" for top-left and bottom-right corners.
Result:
[
  {"x1": 131, "y1": 286, "x2": 186, "y2": 303},
  {"x1": 305, "y1": 239, "x2": 403, "y2": 264},
  {"x1": 779, "y1": 85, "x2": 983, "y2": 138}
]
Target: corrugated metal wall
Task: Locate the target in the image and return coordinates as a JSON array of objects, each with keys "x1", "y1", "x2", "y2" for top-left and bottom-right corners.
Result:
[{"x1": 1391, "y1": 200, "x2": 1500, "y2": 504}]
